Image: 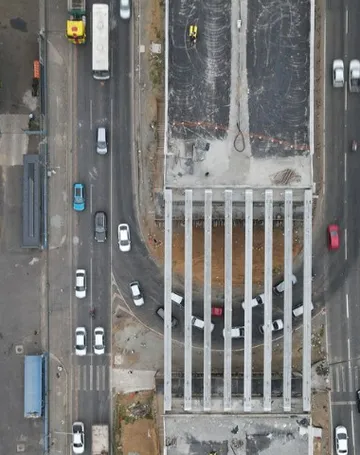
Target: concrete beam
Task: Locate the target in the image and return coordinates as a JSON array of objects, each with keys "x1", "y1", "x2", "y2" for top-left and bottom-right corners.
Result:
[
  {"x1": 184, "y1": 189, "x2": 193, "y2": 411},
  {"x1": 302, "y1": 189, "x2": 313, "y2": 412},
  {"x1": 164, "y1": 189, "x2": 173, "y2": 411},
  {"x1": 244, "y1": 189, "x2": 253, "y2": 412},
  {"x1": 203, "y1": 190, "x2": 212, "y2": 411},
  {"x1": 283, "y1": 190, "x2": 293, "y2": 411},
  {"x1": 263, "y1": 189, "x2": 273, "y2": 412},
  {"x1": 223, "y1": 190, "x2": 233, "y2": 411}
]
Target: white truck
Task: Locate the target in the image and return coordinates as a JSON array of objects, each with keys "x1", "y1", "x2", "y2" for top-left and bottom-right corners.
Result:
[
  {"x1": 92, "y1": 425, "x2": 109, "y2": 455},
  {"x1": 349, "y1": 60, "x2": 360, "y2": 93}
]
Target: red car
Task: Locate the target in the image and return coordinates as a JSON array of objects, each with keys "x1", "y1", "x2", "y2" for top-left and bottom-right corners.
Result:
[
  {"x1": 328, "y1": 224, "x2": 339, "y2": 250},
  {"x1": 211, "y1": 307, "x2": 223, "y2": 317}
]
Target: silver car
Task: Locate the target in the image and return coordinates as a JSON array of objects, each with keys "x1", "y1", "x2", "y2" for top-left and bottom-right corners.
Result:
[
  {"x1": 332, "y1": 59, "x2": 344, "y2": 88},
  {"x1": 120, "y1": 0, "x2": 131, "y2": 20}
]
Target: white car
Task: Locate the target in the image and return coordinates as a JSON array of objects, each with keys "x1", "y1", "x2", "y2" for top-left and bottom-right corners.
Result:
[
  {"x1": 75, "y1": 269, "x2": 86, "y2": 299},
  {"x1": 259, "y1": 319, "x2": 284, "y2": 335},
  {"x1": 130, "y1": 281, "x2": 144, "y2": 306},
  {"x1": 120, "y1": 0, "x2": 131, "y2": 20},
  {"x1": 222, "y1": 326, "x2": 244, "y2": 339},
  {"x1": 93, "y1": 327, "x2": 105, "y2": 355},
  {"x1": 75, "y1": 327, "x2": 87, "y2": 356},
  {"x1": 333, "y1": 59, "x2": 344, "y2": 88},
  {"x1": 241, "y1": 293, "x2": 265, "y2": 309},
  {"x1": 72, "y1": 422, "x2": 85, "y2": 454},
  {"x1": 118, "y1": 223, "x2": 131, "y2": 252},
  {"x1": 335, "y1": 425, "x2": 348, "y2": 455}
]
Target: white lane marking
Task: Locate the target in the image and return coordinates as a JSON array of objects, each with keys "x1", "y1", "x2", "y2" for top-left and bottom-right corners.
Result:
[
  {"x1": 332, "y1": 400, "x2": 356, "y2": 406},
  {"x1": 90, "y1": 183, "x2": 94, "y2": 214},
  {"x1": 351, "y1": 407, "x2": 356, "y2": 454},
  {"x1": 345, "y1": 88, "x2": 348, "y2": 112},
  {"x1": 96, "y1": 365, "x2": 100, "y2": 391},
  {"x1": 111, "y1": 47, "x2": 114, "y2": 79},
  {"x1": 90, "y1": 256, "x2": 93, "y2": 324},
  {"x1": 83, "y1": 365, "x2": 87, "y2": 391},
  {"x1": 90, "y1": 99, "x2": 93, "y2": 131},
  {"x1": 346, "y1": 294, "x2": 349, "y2": 319},
  {"x1": 345, "y1": 8, "x2": 349, "y2": 35},
  {"x1": 102, "y1": 365, "x2": 106, "y2": 391},
  {"x1": 89, "y1": 364, "x2": 93, "y2": 391},
  {"x1": 345, "y1": 228, "x2": 348, "y2": 261},
  {"x1": 344, "y1": 152, "x2": 347, "y2": 182},
  {"x1": 335, "y1": 367, "x2": 340, "y2": 392},
  {"x1": 341, "y1": 365, "x2": 346, "y2": 391}
]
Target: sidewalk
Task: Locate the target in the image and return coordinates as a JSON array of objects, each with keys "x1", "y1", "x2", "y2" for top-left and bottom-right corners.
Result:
[{"x1": 43, "y1": 0, "x2": 73, "y2": 453}]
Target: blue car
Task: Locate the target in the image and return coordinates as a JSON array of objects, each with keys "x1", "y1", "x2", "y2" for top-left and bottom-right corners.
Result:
[{"x1": 73, "y1": 183, "x2": 85, "y2": 211}]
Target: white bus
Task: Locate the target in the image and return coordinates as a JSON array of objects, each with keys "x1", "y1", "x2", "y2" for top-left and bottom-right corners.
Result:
[{"x1": 92, "y1": 4, "x2": 109, "y2": 80}]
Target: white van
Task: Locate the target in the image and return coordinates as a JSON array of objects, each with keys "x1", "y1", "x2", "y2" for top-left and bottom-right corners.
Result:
[
  {"x1": 292, "y1": 302, "x2": 314, "y2": 318},
  {"x1": 273, "y1": 274, "x2": 297, "y2": 295},
  {"x1": 171, "y1": 292, "x2": 184, "y2": 306},
  {"x1": 96, "y1": 127, "x2": 108, "y2": 155},
  {"x1": 191, "y1": 316, "x2": 214, "y2": 332}
]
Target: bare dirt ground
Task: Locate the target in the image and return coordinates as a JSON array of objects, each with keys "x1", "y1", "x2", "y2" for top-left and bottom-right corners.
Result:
[
  {"x1": 148, "y1": 223, "x2": 303, "y2": 290},
  {"x1": 114, "y1": 390, "x2": 159, "y2": 455}
]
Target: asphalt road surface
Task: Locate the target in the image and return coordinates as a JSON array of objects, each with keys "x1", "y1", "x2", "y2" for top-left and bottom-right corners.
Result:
[{"x1": 324, "y1": 0, "x2": 360, "y2": 453}]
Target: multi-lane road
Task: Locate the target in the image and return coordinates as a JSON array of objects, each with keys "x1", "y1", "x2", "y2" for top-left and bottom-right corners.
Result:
[{"x1": 324, "y1": 1, "x2": 360, "y2": 453}]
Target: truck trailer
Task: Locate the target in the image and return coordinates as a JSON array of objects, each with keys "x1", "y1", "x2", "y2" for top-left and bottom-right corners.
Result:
[
  {"x1": 92, "y1": 425, "x2": 109, "y2": 455},
  {"x1": 67, "y1": 0, "x2": 86, "y2": 44}
]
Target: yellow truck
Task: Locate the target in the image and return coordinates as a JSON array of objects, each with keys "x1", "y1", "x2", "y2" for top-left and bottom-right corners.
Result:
[{"x1": 66, "y1": 0, "x2": 86, "y2": 44}]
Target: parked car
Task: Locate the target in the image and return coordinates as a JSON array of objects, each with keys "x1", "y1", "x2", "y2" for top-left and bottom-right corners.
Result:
[
  {"x1": 120, "y1": 0, "x2": 131, "y2": 19},
  {"x1": 93, "y1": 327, "x2": 105, "y2": 355},
  {"x1": 259, "y1": 319, "x2": 284, "y2": 335},
  {"x1": 129, "y1": 281, "x2": 144, "y2": 306},
  {"x1": 328, "y1": 224, "x2": 340, "y2": 250},
  {"x1": 191, "y1": 316, "x2": 214, "y2": 332},
  {"x1": 334, "y1": 425, "x2": 348, "y2": 455},
  {"x1": 72, "y1": 422, "x2": 85, "y2": 454},
  {"x1": 75, "y1": 269, "x2": 86, "y2": 299},
  {"x1": 94, "y1": 211, "x2": 107, "y2": 243},
  {"x1": 75, "y1": 327, "x2": 87, "y2": 356},
  {"x1": 241, "y1": 293, "x2": 265, "y2": 309},
  {"x1": 156, "y1": 307, "x2": 178, "y2": 328},
  {"x1": 118, "y1": 223, "x2": 131, "y2": 252},
  {"x1": 273, "y1": 274, "x2": 297, "y2": 295},
  {"x1": 73, "y1": 183, "x2": 85, "y2": 211},
  {"x1": 222, "y1": 326, "x2": 244, "y2": 339},
  {"x1": 332, "y1": 59, "x2": 344, "y2": 88}
]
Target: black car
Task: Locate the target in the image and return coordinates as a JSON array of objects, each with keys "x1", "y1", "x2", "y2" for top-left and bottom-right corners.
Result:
[
  {"x1": 356, "y1": 389, "x2": 360, "y2": 413},
  {"x1": 94, "y1": 211, "x2": 107, "y2": 242},
  {"x1": 156, "y1": 307, "x2": 178, "y2": 328}
]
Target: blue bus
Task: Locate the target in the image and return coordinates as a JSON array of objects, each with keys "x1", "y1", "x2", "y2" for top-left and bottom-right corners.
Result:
[{"x1": 24, "y1": 355, "x2": 43, "y2": 418}]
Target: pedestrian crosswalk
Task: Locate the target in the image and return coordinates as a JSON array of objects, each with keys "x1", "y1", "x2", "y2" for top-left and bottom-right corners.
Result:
[
  {"x1": 330, "y1": 362, "x2": 360, "y2": 393},
  {"x1": 73, "y1": 364, "x2": 109, "y2": 392}
]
